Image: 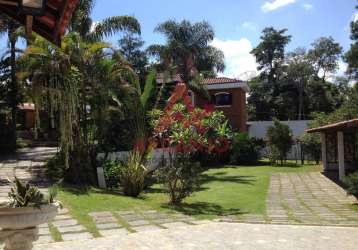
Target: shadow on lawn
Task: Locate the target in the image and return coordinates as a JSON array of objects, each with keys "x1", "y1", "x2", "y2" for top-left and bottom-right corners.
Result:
[
  {"x1": 199, "y1": 172, "x2": 256, "y2": 186},
  {"x1": 161, "y1": 202, "x2": 244, "y2": 217}
]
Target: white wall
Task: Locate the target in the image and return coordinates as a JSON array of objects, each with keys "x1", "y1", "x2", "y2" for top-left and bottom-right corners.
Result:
[
  {"x1": 248, "y1": 120, "x2": 311, "y2": 160},
  {"x1": 97, "y1": 148, "x2": 172, "y2": 172}
]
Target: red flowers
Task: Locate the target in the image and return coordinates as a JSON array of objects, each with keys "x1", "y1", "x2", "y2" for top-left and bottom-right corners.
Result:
[{"x1": 150, "y1": 83, "x2": 232, "y2": 155}]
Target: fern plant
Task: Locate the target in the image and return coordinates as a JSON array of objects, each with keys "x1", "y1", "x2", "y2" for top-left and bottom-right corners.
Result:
[{"x1": 8, "y1": 177, "x2": 57, "y2": 208}]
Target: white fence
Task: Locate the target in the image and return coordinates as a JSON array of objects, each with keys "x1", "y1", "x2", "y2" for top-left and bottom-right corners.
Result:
[{"x1": 247, "y1": 120, "x2": 311, "y2": 160}]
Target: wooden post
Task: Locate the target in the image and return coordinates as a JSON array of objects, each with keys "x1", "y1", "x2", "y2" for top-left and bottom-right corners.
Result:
[
  {"x1": 337, "y1": 131, "x2": 345, "y2": 181},
  {"x1": 26, "y1": 15, "x2": 33, "y2": 42},
  {"x1": 321, "y1": 132, "x2": 327, "y2": 171}
]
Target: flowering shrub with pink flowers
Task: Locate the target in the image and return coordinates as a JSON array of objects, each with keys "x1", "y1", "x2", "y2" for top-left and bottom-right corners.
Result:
[
  {"x1": 148, "y1": 102, "x2": 232, "y2": 204},
  {"x1": 149, "y1": 103, "x2": 232, "y2": 155}
]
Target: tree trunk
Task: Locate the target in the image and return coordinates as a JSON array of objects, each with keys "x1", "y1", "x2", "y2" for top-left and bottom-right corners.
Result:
[{"x1": 8, "y1": 21, "x2": 18, "y2": 152}]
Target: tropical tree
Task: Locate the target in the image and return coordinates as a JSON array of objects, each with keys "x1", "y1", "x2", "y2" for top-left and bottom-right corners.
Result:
[
  {"x1": 248, "y1": 27, "x2": 291, "y2": 120},
  {"x1": 251, "y1": 27, "x2": 292, "y2": 84},
  {"x1": 285, "y1": 48, "x2": 315, "y2": 120},
  {"x1": 345, "y1": 3, "x2": 358, "y2": 81},
  {"x1": 0, "y1": 14, "x2": 23, "y2": 152},
  {"x1": 22, "y1": 33, "x2": 134, "y2": 184},
  {"x1": 147, "y1": 20, "x2": 225, "y2": 83},
  {"x1": 70, "y1": 0, "x2": 141, "y2": 41},
  {"x1": 308, "y1": 36, "x2": 342, "y2": 81}
]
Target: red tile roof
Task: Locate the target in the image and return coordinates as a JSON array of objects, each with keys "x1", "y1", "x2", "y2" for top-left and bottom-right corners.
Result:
[
  {"x1": 202, "y1": 77, "x2": 242, "y2": 85},
  {"x1": 156, "y1": 74, "x2": 242, "y2": 85}
]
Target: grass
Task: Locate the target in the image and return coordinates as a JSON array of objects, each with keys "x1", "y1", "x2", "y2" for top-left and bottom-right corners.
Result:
[{"x1": 58, "y1": 161, "x2": 322, "y2": 236}]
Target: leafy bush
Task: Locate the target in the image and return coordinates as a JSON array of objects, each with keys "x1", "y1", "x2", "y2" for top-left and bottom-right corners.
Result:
[
  {"x1": 150, "y1": 102, "x2": 231, "y2": 204},
  {"x1": 103, "y1": 159, "x2": 122, "y2": 189},
  {"x1": 266, "y1": 120, "x2": 294, "y2": 165},
  {"x1": 8, "y1": 177, "x2": 58, "y2": 208},
  {"x1": 120, "y1": 151, "x2": 147, "y2": 197},
  {"x1": 230, "y1": 132, "x2": 264, "y2": 165},
  {"x1": 155, "y1": 153, "x2": 201, "y2": 205},
  {"x1": 301, "y1": 133, "x2": 321, "y2": 164},
  {"x1": 344, "y1": 172, "x2": 358, "y2": 197}
]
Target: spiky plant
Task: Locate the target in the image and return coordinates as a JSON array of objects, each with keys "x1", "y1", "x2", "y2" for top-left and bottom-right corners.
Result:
[{"x1": 8, "y1": 177, "x2": 51, "y2": 208}]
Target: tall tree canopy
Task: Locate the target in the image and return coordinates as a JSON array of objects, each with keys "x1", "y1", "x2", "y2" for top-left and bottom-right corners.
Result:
[
  {"x1": 248, "y1": 27, "x2": 347, "y2": 121},
  {"x1": 147, "y1": 20, "x2": 225, "y2": 83},
  {"x1": 345, "y1": 4, "x2": 358, "y2": 81},
  {"x1": 251, "y1": 27, "x2": 292, "y2": 84},
  {"x1": 308, "y1": 36, "x2": 342, "y2": 81},
  {"x1": 70, "y1": 0, "x2": 141, "y2": 41}
]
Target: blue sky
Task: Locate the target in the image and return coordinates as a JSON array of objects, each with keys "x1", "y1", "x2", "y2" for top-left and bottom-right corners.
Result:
[{"x1": 1, "y1": 0, "x2": 357, "y2": 79}]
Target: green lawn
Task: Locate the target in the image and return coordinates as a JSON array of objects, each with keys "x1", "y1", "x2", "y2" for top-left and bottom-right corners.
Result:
[{"x1": 58, "y1": 162, "x2": 322, "y2": 236}]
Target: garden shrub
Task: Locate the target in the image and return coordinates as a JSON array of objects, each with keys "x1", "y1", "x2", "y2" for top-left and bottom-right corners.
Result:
[
  {"x1": 266, "y1": 120, "x2": 294, "y2": 165},
  {"x1": 230, "y1": 132, "x2": 264, "y2": 165},
  {"x1": 344, "y1": 172, "x2": 358, "y2": 197},
  {"x1": 102, "y1": 159, "x2": 122, "y2": 189},
  {"x1": 150, "y1": 102, "x2": 231, "y2": 205},
  {"x1": 120, "y1": 151, "x2": 147, "y2": 197},
  {"x1": 301, "y1": 133, "x2": 321, "y2": 164},
  {"x1": 156, "y1": 153, "x2": 201, "y2": 205}
]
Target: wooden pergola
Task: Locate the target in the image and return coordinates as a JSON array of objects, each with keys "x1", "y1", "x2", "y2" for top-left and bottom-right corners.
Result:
[
  {"x1": 0, "y1": 0, "x2": 79, "y2": 45},
  {"x1": 307, "y1": 118, "x2": 358, "y2": 181}
]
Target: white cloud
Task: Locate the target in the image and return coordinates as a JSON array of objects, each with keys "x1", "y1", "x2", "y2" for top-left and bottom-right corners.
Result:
[
  {"x1": 211, "y1": 38, "x2": 258, "y2": 81},
  {"x1": 242, "y1": 22, "x2": 257, "y2": 31},
  {"x1": 303, "y1": 3, "x2": 313, "y2": 11},
  {"x1": 262, "y1": 0, "x2": 296, "y2": 12}
]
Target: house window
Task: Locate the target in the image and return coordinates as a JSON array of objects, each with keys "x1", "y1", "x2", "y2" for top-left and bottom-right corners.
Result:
[{"x1": 212, "y1": 92, "x2": 232, "y2": 107}]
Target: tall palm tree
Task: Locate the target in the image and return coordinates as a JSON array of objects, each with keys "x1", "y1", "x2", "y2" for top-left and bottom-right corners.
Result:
[
  {"x1": 70, "y1": 0, "x2": 141, "y2": 41},
  {"x1": 0, "y1": 14, "x2": 22, "y2": 151},
  {"x1": 147, "y1": 20, "x2": 225, "y2": 83}
]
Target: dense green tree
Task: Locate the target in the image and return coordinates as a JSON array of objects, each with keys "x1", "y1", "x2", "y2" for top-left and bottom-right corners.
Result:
[
  {"x1": 249, "y1": 27, "x2": 347, "y2": 121},
  {"x1": 345, "y1": 4, "x2": 358, "y2": 80},
  {"x1": 248, "y1": 27, "x2": 291, "y2": 120},
  {"x1": 118, "y1": 34, "x2": 148, "y2": 81},
  {"x1": 308, "y1": 37, "x2": 342, "y2": 81},
  {"x1": 251, "y1": 27, "x2": 292, "y2": 84},
  {"x1": 284, "y1": 48, "x2": 315, "y2": 120},
  {"x1": 147, "y1": 20, "x2": 225, "y2": 83}
]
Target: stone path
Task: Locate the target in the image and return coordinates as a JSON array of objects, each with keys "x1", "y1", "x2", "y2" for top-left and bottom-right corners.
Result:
[
  {"x1": 88, "y1": 210, "x2": 197, "y2": 238},
  {"x1": 33, "y1": 222, "x2": 358, "y2": 250},
  {"x1": 265, "y1": 172, "x2": 358, "y2": 226},
  {"x1": 0, "y1": 147, "x2": 57, "y2": 202}
]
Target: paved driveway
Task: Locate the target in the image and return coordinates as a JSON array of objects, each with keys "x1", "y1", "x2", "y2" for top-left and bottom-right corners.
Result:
[
  {"x1": 33, "y1": 222, "x2": 358, "y2": 250},
  {"x1": 266, "y1": 172, "x2": 358, "y2": 226}
]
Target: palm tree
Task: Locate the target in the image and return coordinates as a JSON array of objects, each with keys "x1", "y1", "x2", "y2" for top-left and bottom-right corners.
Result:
[
  {"x1": 70, "y1": 0, "x2": 141, "y2": 41},
  {"x1": 23, "y1": 33, "x2": 135, "y2": 184},
  {"x1": 147, "y1": 20, "x2": 225, "y2": 83},
  {"x1": 0, "y1": 14, "x2": 22, "y2": 151}
]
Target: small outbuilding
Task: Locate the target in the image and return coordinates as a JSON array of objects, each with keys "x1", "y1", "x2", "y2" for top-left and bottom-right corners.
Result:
[{"x1": 306, "y1": 118, "x2": 358, "y2": 181}]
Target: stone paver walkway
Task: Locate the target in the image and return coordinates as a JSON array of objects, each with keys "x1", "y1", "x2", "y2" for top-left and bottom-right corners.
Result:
[
  {"x1": 0, "y1": 147, "x2": 57, "y2": 201},
  {"x1": 33, "y1": 222, "x2": 358, "y2": 250},
  {"x1": 265, "y1": 172, "x2": 358, "y2": 226}
]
